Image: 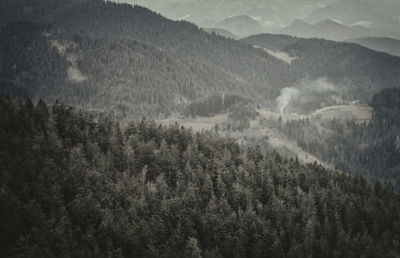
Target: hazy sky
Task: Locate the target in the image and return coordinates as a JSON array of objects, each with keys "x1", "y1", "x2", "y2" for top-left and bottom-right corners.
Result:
[
  {"x1": 118, "y1": 0, "x2": 400, "y2": 39},
  {"x1": 119, "y1": 0, "x2": 335, "y2": 26}
]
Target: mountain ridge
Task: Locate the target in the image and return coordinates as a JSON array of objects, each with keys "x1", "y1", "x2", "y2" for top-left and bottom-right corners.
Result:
[
  {"x1": 348, "y1": 36, "x2": 400, "y2": 57},
  {"x1": 305, "y1": 0, "x2": 400, "y2": 38}
]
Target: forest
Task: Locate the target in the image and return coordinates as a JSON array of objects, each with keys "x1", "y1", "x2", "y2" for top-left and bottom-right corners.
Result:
[
  {"x1": 1, "y1": 1, "x2": 400, "y2": 257},
  {"x1": 242, "y1": 34, "x2": 400, "y2": 102},
  {"x1": 1, "y1": 95, "x2": 400, "y2": 257},
  {"x1": 281, "y1": 88, "x2": 400, "y2": 189}
]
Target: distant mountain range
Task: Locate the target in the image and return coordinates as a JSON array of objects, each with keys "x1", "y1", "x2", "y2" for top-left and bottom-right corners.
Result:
[
  {"x1": 305, "y1": 0, "x2": 400, "y2": 33},
  {"x1": 120, "y1": 0, "x2": 338, "y2": 28},
  {"x1": 120, "y1": 0, "x2": 400, "y2": 41},
  {"x1": 278, "y1": 18, "x2": 400, "y2": 42},
  {"x1": 200, "y1": 15, "x2": 266, "y2": 38},
  {"x1": 279, "y1": 19, "x2": 362, "y2": 41}
]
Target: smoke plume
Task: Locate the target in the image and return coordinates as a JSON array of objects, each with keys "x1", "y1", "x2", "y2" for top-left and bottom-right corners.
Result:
[
  {"x1": 277, "y1": 87, "x2": 300, "y2": 117},
  {"x1": 276, "y1": 78, "x2": 343, "y2": 117}
]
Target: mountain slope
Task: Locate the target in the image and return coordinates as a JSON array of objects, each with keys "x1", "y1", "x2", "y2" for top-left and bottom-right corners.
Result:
[
  {"x1": 311, "y1": 19, "x2": 364, "y2": 41},
  {"x1": 239, "y1": 34, "x2": 300, "y2": 51},
  {"x1": 279, "y1": 19, "x2": 312, "y2": 37},
  {"x1": 202, "y1": 27, "x2": 238, "y2": 39},
  {"x1": 348, "y1": 37, "x2": 400, "y2": 57},
  {"x1": 204, "y1": 15, "x2": 266, "y2": 38},
  {"x1": 0, "y1": 21, "x2": 250, "y2": 119},
  {"x1": 1, "y1": 0, "x2": 400, "y2": 119},
  {"x1": 0, "y1": 0, "x2": 86, "y2": 26},
  {"x1": 280, "y1": 88, "x2": 400, "y2": 189},
  {"x1": 0, "y1": 1, "x2": 293, "y2": 119},
  {"x1": 241, "y1": 33, "x2": 400, "y2": 101}
]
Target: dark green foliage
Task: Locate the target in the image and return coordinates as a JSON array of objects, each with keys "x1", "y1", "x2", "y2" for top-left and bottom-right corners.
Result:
[{"x1": 1, "y1": 96, "x2": 400, "y2": 257}]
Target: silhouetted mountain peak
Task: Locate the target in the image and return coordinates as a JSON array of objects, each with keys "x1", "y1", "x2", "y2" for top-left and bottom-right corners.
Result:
[
  {"x1": 314, "y1": 19, "x2": 349, "y2": 29},
  {"x1": 221, "y1": 15, "x2": 259, "y2": 24},
  {"x1": 289, "y1": 19, "x2": 311, "y2": 29}
]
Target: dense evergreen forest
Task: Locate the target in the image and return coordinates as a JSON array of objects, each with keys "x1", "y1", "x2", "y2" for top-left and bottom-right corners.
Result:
[
  {"x1": 1, "y1": 95, "x2": 400, "y2": 257},
  {"x1": 281, "y1": 88, "x2": 400, "y2": 189}
]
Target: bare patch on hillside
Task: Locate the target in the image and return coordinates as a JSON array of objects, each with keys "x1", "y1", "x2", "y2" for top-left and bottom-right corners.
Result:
[
  {"x1": 265, "y1": 49, "x2": 297, "y2": 64},
  {"x1": 49, "y1": 38, "x2": 87, "y2": 82},
  {"x1": 311, "y1": 104, "x2": 372, "y2": 122},
  {"x1": 253, "y1": 45, "x2": 297, "y2": 64}
]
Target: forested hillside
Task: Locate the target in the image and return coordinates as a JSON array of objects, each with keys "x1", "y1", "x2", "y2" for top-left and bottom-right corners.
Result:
[
  {"x1": 1, "y1": 0, "x2": 400, "y2": 119},
  {"x1": 0, "y1": 0, "x2": 294, "y2": 119},
  {"x1": 242, "y1": 34, "x2": 400, "y2": 102},
  {"x1": 281, "y1": 88, "x2": 400, "y2": 189},
  {"x1": 0, "y1": 0, "x2": 80, "y2": 26},
  {"x1": 1, "y1": 96, "x2": 400, "y2": 257},
  {"x1": 349, "y1": 37, "x2": 400, "y2": 57}
]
